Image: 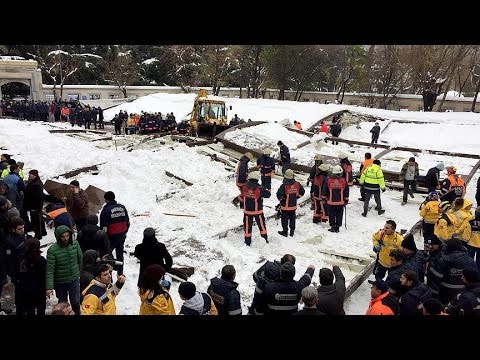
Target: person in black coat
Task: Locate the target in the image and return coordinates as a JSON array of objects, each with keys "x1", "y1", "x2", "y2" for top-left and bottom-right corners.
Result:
[
  {"x1": 370, "y1": 122, "x2": 381, "y2": 144},
  {"x1": 277, "y1": 141, "x2": 290, "y2": 175},
  {"x1": 16, "y1": 237, "x2": 46, "y2": 315},
  {"x1": 263, "y1": 262, "x2": 314, "y2": 315},
  {"x1": 76, "y1": 214, "x2": 111, "y2": 257},
  {"x1": 316, "y1": 265, "x2": 346, "y2": 315},
  {"x1": 425, "y1": 163, "x2": 444, "y2": 193},
  {"x1": 134, "y1": 227, "x2": 173, "y2": 287},
  {"x1": 446, "y1": 269, "x2": 480, "y2": 315},
  {"x1": 23, "y1": 169, "x2": 46, "y2": 239},
  {"x1": 80, "y1": 249, "x2": 99, "y2": 298},
  {"x1": 398, "y1": 270, "x2": 432, "y2": 316}
]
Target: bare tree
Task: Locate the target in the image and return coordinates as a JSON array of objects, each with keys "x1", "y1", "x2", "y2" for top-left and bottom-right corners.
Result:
[
  {"x1": 103, "y1": 47, "x2": 140, "y2": 98},
  {"x1": 332, "y1": 45, "x2": 366, "y2": 104}
]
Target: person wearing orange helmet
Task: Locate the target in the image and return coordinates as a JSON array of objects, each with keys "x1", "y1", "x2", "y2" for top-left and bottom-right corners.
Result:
[{"x1": 440, "y1": 166, "x2": 465, "y2": 203}]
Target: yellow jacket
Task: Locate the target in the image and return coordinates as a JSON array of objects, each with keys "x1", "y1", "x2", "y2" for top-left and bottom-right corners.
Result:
[
  {"x1": 434, "y1": 210, "x2": 457, "y2": 241},
  {"x1": 139, "y1": 288, "x2": 176, "y2": 315},
  {"x1": 372, "y1": 230, "x2": 403, "y2": 268},
  {"x1": 81, "y1": 279, "x2": 123, "y2": 315},
  {"x1": 359, "y1": 164, "x2": 385, "y2": 191},
  {"x1": 419, "y1": 200, "x2": 440, "y2": 224},
  {"x1": 1, "y1": 166, "x2": 25, "y2": 180},
  {"x1": 452, "y1": 199, "x2": 474, "y2": 241}
]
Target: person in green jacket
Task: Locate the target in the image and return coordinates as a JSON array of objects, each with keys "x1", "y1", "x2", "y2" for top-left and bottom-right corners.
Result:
[
  {"x1": 46, "y1": 225, "x2": 83, "y2": 314},
  {"x1": 359, "y1": 159, "x2": 386, "y2": 217}
]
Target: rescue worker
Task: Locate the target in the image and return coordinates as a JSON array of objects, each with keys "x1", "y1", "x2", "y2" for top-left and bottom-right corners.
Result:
[
  {"x1": 419, "y1": 191, "x2": 441, "y2": 241},
  {"x1": 330, "y1": 118, "x2": 342, "y2": 145},
  {"x1": 434, "y1": 201, "x2": 456, "y2": 241},
  {"x1": 207, "y1": 264, "x2": 242, "y2": 315},
  {"x1": 372, "y1": 220, "x2": 404, "y2": 280},
  {"x1": 256, "y1": 148, "x2": 275, "y2": 192},
  {"x1": 322, "y1": 165, "x2": 349, "y2": 232},
  {"x1": 277, "y1": 141, "x2": 290, "y2": 175},
  {"x1": 232, "y1": 152, "x2": 254, "y2": 207},
  {"x1": 178, "y1": 281, "x2": 218, "y2": 315},
  {"x1": 81, "y1": 263, "x2": 126, "y2": 315},
  {"x1": 138, "y1": 264, "x2": 175, "y2": 315},
  {"x1": 311, "y1": 164, "x2": 330, "y2": 224},
  {"x1": 239, "y1": 171, "x2": 270, "y2": 246},
  {"x1": 440, "y1": 166, "x2": 466, "y2": 203},
  {"x1": 339, "y1": 153, "x2": 353, "y2": 187},
  {"x1": 359, "y1": 159, "x2": 386, "y2": 217},
  {"x1": 276, "y1": 169, "x2": 305, "y2": 237},
  {"x1": 467, "y1": 208, "x2": 480, "y2": 271},
  {"x1": 446, "y1": 268, "x2": 480, "y2": 315},
  {"x1": 249, "y1": 254, "x2": 296, "y2": 315},
  {"x1": 307, "y1": 154, "x2": 323, "y2": 187},
  {"x1": 452, "y1": 197, "x2": 474, "y2": 243},
  {"x1": 365, "y1": 279, "x2": 399, "y2": 315},
  {"x1": 99, "y1": 191, "x2": 130, "y2": 275},
  {"x1": 358, "y1": 152, "x2": 374, "y2": 201}
]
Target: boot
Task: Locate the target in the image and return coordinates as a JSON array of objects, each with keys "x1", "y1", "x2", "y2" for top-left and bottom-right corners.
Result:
[
  {"x1": 328, "y1": 227, "x2": 336, "y2": 232},
  {"x1": 401, "y1": 202, "x2": 406, "y2": 206},
  {"x1": 278, "y1": 230, "x2": 288, "y2": 237},
  {"x1": 262, "y1": 235, "x2": 269, "y2": 244},
  {"x1": 289, "y1": 229, "x2": 294, "y2": 237},
  {"x1": 361, "y1": 212, "x2": 367, "y2": 217},
  {"x1": 378, "y1": 209, "x2": 385, "y2": 215},
  {"x1": 335, "y1": 227, "x2": 340, "y2": 233},
  {"x1": 231, "y1": 198, "x2": 239, "y2": 207}
]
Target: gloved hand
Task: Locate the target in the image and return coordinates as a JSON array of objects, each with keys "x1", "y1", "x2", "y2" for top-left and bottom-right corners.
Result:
[
  {"x1": 381, "y1": 188, "x2": 386, "y2": 193},
  {"x1": 373, "y1": 244, "x2": 381, "y2": 253},
  {"x1": 344, "y1": 199, "x2": 348, "y2": 205},
  {"x1": 306, "y1": 180, "x2": 310, "y2": 186}
]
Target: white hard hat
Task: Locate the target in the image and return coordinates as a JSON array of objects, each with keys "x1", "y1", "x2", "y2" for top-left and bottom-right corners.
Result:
[
  {"x1": 248, "y1": 171, "x2": 260, "y2": 180},
  {"x1": 332, "y1": 165, "x2": 343, "y2": 175}
]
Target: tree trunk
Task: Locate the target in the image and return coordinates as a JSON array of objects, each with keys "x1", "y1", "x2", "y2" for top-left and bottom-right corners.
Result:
[
  {"x1": 422, "y1": 89, "x2": 436, "y2": 111},
  {"x1": 471, "y1": 78, "x2": 480, "y2": 112},
  {"x1": 437, "y1": 76, "x2": 454, "y2": 112},
  {"x1": 60, "y1": 83, "x2": 64, "y2": 101},
  {"x1": 122, "y1": 87, "x2": 127, "y2": 98}
]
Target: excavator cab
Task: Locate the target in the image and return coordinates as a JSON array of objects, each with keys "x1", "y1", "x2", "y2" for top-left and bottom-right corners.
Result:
[{"x1": 189, "y1": 89, "x2": 230, "y2": 137}]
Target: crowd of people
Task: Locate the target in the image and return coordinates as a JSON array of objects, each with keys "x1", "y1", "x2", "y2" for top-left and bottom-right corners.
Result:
[{"x1": 1, "y1": 110, "x2": 480, "y2": 316}]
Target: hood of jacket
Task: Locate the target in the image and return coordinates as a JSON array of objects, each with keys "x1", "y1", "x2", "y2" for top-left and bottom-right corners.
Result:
[
  {"x1": 183, "y1": 291, "x2": 205, "y2": 313},
  {"x1": 54, "y1": 225, "x2": 74, "y2": 244}
]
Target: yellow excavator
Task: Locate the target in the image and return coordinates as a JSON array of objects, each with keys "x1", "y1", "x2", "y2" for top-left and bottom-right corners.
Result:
[{"x1": 189, "y1": 89, "x2": 230, "y2": 137}]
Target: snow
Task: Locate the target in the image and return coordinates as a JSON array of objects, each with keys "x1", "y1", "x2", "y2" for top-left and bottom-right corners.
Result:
[
  {"x1": 1, "y1": 96, "x2": 480, "y2": 316},
  {"x1": 142, "y1": 58, "x2": 158, "y2": 65}
]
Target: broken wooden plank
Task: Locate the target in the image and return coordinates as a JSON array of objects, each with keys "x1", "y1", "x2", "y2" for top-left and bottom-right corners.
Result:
[
  {"x1": 168, "y1": 266, "x2": 195, "y2": 281},
  {"x1": 162, "y1": 212, "x2": 196, "y2": 218},
  {"x1": 317, "y1": 248, "x2": 374, "y2": 262},
  {"x1": 344, "y1": 260, "x2": 375, "y2": 300},
  {"x1": 132, "y1": 211, "x2": 151, "y2": 217},
  {"x1": 322, "y1": 258, "x2": 367, "y2": 273},
  {"x1": 164, "y1": 171, "x2": 193, "y2": 186},
  {"x1": 58, "y1": 163, "x2": 105, "y2": 179}
]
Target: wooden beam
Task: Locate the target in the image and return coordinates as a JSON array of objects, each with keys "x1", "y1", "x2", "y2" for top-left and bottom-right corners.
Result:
[
  {"x1": 56, "y1": 163, "x2": 105, "y2": 179},
  {"x1": 164, "y1": 171, "x2": 193, "y2": 186},
  {"x1": 162, "y1": 212, "x2": 196, "y2": 217}
]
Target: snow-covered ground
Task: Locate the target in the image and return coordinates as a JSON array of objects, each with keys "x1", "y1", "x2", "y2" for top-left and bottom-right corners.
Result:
[{"x1": 2, "y1": 93, "x2": 479, "y2": 315}]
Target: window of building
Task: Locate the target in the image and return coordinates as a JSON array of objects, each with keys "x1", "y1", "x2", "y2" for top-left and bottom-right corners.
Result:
[
  {"x1": 45, "y1": 94, "x2": 55, "y2": 102},
  {"x1": 109, "y1": 94, "x2": 120, "y2": 99},
  {"x1": 67, "y1": 94, "x2": 79, "y2": 101},
  {"x1": 325, "y1": 100, "x2": 332, "y2": 104},
  {"x1": 89, "y1": 94, "x2": 101, "y2": 100}
]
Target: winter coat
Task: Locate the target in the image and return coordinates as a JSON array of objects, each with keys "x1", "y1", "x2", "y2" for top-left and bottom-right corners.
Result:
[
  {"x1": 430, "y1": 245, "x2": 477, "y2": 304},
  {"x1": 448, "y1": 282, "x2": 480, "y2": 315},
  {"x1": 279, "y1": 144, "x2": 290, "y2": 165},
  {"x1": 17, "y1": 253, "x2": 46, "y2": 314},
  {"x1": 359, "y1": 164, "x2": 385, "y2": 191},
  {"x1": 257, "y1": 155, "x2": 275, "y2": 177},
  {"x1": 77, "y1": 223, "x2": 111, "y2": 257},
  {"x1": 372, "y1": 230, "x2": 404, "y2": 268},
  {"x1": 99, "y1": 200, "x2": 130, "y2": 241},
  {"x1": 23, "y1": 177, "x2": 44, "y2": 211},
  {"x1": 138, "y1": 286, "x2": 176, "y2": 315},
  {"x1": 366, "y1": 292, "x2": 399, "y2": 315},
  {"x1": 46, "y1": 225, "x2": 83, "y2": 289},
  {"x1": 419, "y1": 200, "x2": 440, "y2": 224},
  {"x1": 316, "y1": 266, "x2": 346, "y2": 315},
  {"x1": 179, "y1": 292, "x2": 218, "y2": 315},
  {"x1": 399, "y1": 282, "x2": 432, "y2": 316},
  {"x1": 207, "y1": 277, "x2": 242, "y2": 315},
  {"x1": 65, "y1": 189, "x2": 89, "y2": 221},
  {"x1": 277, "y1": 179, "x2": 305, "y2": 211},
  {"x1": 400, "y1": 162, "x2": 419, "y2": 181},
  {"x1": 80, "y1": 249, "x2": 99, "y2": 296},
  {"x1": 81, "y1": 279, "x2": 124, "y2": 315},
  {"x1": 235, "y1": 155, "x2": 251, "y2": 186},
  {"x1": 385, "y1": 262, "x2": 415, "y2": 296},
  {"x1": 434, "y1": 211, "x2": 457, "y2": 241},
  {"x1": 240, "y1": 180, "x2": 271, "y2": 215},
  {"x1": 134, "y1": 234, "x2": 173, "y2": 286},
  {"x1": 452, "y1": 199, "x2": 474, "y2": 241},
  {"x1": 251, "y1": 260, "x2": 282, "y2": 315},
  {"x1": 425, "y1": 167, "x2": 441, "y2": 191},
  {"x1": 263, "y1": 268, "x2": 314, "y2": 315}
]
